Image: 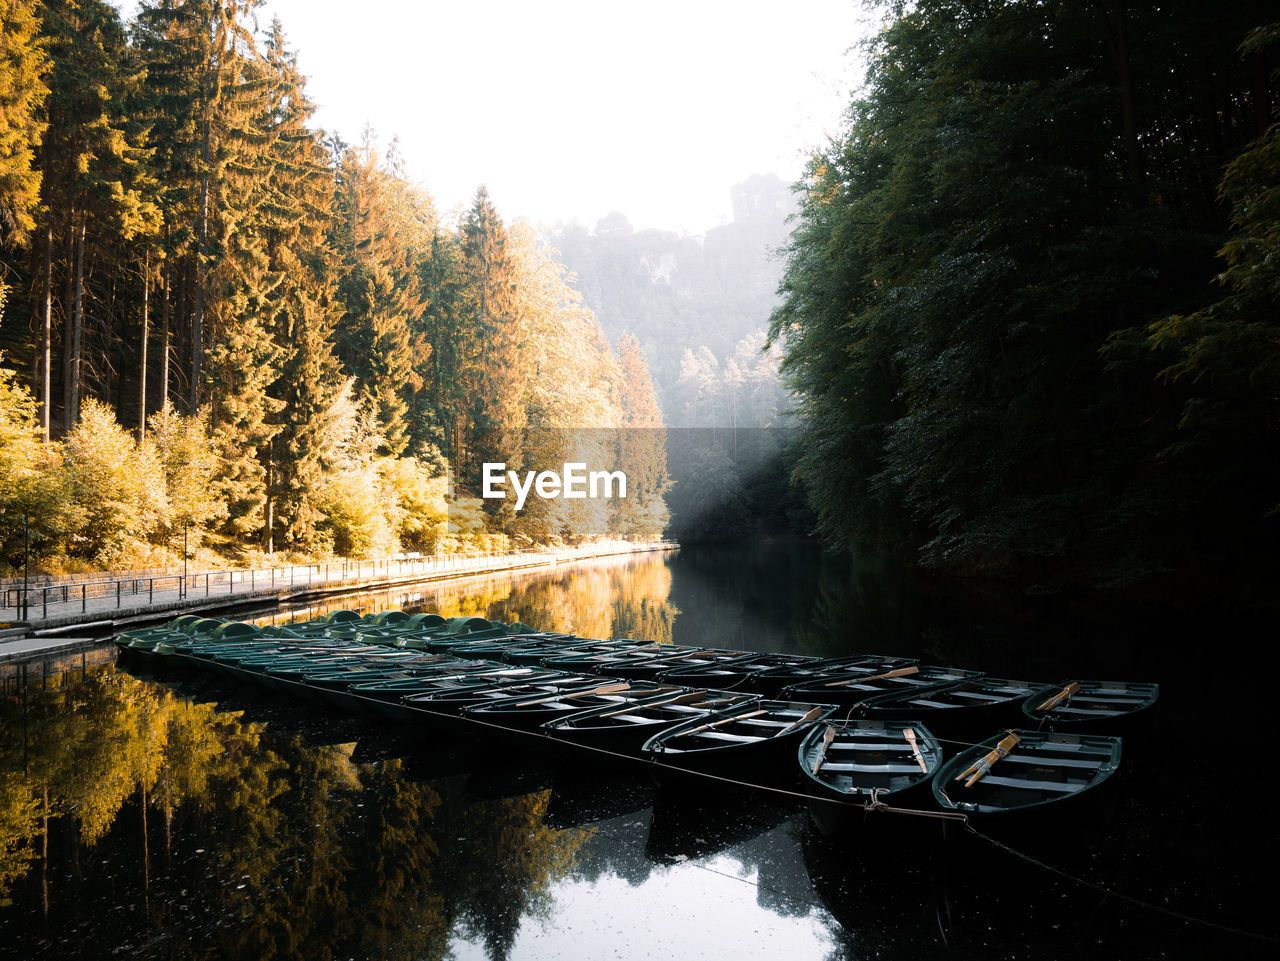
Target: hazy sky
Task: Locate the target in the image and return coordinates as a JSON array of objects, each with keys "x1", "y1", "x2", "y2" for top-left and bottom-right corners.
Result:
[{"x1": 117, "y1": 1, "x2": 869, "y2": 233}]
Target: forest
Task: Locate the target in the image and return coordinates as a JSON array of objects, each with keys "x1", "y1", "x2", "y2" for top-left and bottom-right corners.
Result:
[
  {"x1": 551, "y1": 174, "x2": 795, "y2": 430},
  {"x1": 771, "y1": 0, "x2": 1280, "y2": 606},
  {"x1": 0, "y1": 0, "x2": 668, "y2": 575}
]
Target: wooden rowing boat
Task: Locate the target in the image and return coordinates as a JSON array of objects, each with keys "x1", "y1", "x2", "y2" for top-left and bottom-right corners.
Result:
[
  {"x1": 1020, "y1": 680, "x2": 1159, "y2": 730},
  {"x1": 642, "y1": 700, "x2": 836, "y2": 788},
  {"x1": 463, "y1": 682, "x2": 686, "y2": 733},
  {"x1": 931, "y1": 730, "x2": 1122, "y2": 817},
  {"x1": 543, "y1": 691, "x2": 762, "y2": 759},
  {"x1": 751, "y1": 655, "x2": 919, "y2": 697},
  {"x1": 660, "y1": 652, "x2": 820, "y2": 691},
  {"x1": 849, "y1": 676, "x2": 1042, "y2": 734},
  {"x1": 799, "y1": 720, "x2": 944, "y2": 836},
  {"x1": 781, "y1": 664, "x2": 985, "y2": 707}
]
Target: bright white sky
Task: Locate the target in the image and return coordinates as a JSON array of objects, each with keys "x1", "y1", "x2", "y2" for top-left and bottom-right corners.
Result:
[{"x1": 116, "y1": 1, "x2": 870, "y2": 233}]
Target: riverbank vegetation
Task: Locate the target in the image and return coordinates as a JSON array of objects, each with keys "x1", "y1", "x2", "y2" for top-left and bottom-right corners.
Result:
[
  {"x1": 0, "y1": 1, "x2": 667, "y2": 575},
  {"x1": 772, "y1": 1, "x2": 1280, "y2": 605}
]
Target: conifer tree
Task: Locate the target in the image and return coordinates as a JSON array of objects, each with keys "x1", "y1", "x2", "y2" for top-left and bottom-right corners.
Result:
[
  {"x1": 613, "y1": 333, "x2": 670, "y2": 539},
  {"x1": 0, "y1": 0, "x2": 48, "y2": 248},
  {"x1": 458, "y1": 187, "x2": 526, "y2": 512},
  {"x1": 418, "y1": 229, "x2": 478, "y2": 468},
  {"x1": 260, "y1": 20, "x2": 344, "y2": 554},
  {"x1": 35, "y1": 0, "x2": 157, "y2": 428},
  {"x1": 332, "y1": 135, "x2": 426, "y2": 458},
  {"x1": 134, "y1": 0, "x2": 264, "y2": 412}
]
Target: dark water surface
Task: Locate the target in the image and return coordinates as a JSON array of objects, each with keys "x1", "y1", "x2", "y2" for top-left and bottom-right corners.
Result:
[{"x1": 1, "y1": 542, "x2": 1276, "y2": 959}]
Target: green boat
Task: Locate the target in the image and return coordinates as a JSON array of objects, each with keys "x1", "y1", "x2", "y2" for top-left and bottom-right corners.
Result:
[
  {"x1": 931, "y1": 729, "x2": 1122, "y2": 817},
  {"x1": 643, "y1": 700, "x2": 836, "y2": 789},
  {"x1": 1021, "y1": 680, "x2": 1159, "y2": 730},
  {"x1": 798, "y1": 719, "x2": 943, "y2": 837}
]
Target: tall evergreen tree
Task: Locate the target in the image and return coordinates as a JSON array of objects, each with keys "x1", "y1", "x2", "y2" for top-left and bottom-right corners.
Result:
[
  {"x1": 0, "y1": 0, "x2": 48, "y2": 248},
  {"x1": 613, "y1": 333, "x2": 670, "y2": 540},
  {"x1": 332, "y1": 134, "x2": 425, "y2": 458},
  {"x1": 458, "y1": 186, "x2": 525, "y2": 510},
  {"x1": 134, "y1": 0, "x2": 264, "y2": 413},
  {"x1": 35, "y1": 0, "x2": 159, "y2": 429},
  {"x1": 260, "y1": 19, "x2": 343, "y2": 554}
]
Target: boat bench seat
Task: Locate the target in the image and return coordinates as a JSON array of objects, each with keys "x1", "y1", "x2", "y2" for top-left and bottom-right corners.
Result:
[
  {"x1": 1003, "y1": 754, "x2": 1105, "y2": 770},
  {"x1": 974, "y1": 774, "x2": 1083, "y2": 793},
  {"x1": 822, "y1": 761, "x2": 922, "y2": 773}
]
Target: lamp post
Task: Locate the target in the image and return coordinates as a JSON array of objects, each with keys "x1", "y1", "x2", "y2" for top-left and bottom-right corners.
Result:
[
  {"x1": 22, "y1": 512, "x2": 29, "y2": 621},
  {"x1": 182, "y1": 520, "x2": 188, "y2": 600}
]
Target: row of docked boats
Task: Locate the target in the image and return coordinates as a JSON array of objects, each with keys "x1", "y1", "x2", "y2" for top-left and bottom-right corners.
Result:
[{"x1": 114, "y1": 610, "x2": 1155, "y2": 830}]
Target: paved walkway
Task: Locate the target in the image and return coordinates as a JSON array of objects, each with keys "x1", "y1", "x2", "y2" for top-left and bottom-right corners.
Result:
[{"x1": 0, "y1": 543, "x2": 676, "y2": 642}]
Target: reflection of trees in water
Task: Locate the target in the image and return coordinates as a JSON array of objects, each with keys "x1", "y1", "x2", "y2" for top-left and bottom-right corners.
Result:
[
  {"x1": 263, "y1": 552, "x2": 681, "y2": 645},
  {"x1": 0, "y1": 674, "x2": 591, "y2": 960},
  {"x1": 438, "y1": 554, "x2": 677, "y2": 644},
  {"x1": 666, "y1": 542, "x2": 864, "y2": 654}
]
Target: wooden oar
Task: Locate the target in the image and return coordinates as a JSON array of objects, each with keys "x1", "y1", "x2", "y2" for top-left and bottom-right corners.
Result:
[
  {"x1": 594, "y1": 690, "x2": 706, "y2": 718},
  {"x1": 903, "y1": 727, "x2": 928, "y2": 774},
  {"x1": 508, "y1": 682, "x2": 630, "y2": 708},
  {"x1": 1035, "y1": 681, "x2": 1080, "y2": 713},
  {"x1": 776, "y1": 705, "x2": 826, "y2": 736},
  {"x1": 678, "y1": 708, "x2": 770, "y2": 737},
  {"x1": 812, "y1": 725, "x2": 837, "y2": 775},
  {"x1": 824, "y1": 666, "x2": 919, "y2": 688},
  {"x1": 956, "y1": 732, "x2": 1021, "y2": 787}
]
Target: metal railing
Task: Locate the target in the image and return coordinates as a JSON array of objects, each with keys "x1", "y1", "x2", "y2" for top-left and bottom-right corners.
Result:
[{"x1": 1, "y1": 541, "x2": 678, "y2": 620}]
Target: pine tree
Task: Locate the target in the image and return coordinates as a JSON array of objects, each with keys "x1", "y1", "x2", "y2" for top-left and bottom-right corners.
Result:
[
  {"x1": 332, "y1": 134, "x2": 426, "y2": 458},
  {"x1": 613, "y1": 333, "x2": 669, "y2": 539},
  {"x1": 260, "y1": 19, "x2": 343, "y2": 554},
  {"x1": 458, "y1": 186, "x2": 526, "y2": 514},
  {"x1": 134, "y1": 0, "x2": 264, "y2": 413},
  {"x1": 34, "y1": 0, "x2": 157, "y2": 429},
  {"x1": 0, "y1": 0, "x2": 48, "y2": 248}
]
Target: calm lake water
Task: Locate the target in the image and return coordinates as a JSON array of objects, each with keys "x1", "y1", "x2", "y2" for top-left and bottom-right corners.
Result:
[{"x1": 1, "y1": 541, "x2": 1276, "y2": 959}]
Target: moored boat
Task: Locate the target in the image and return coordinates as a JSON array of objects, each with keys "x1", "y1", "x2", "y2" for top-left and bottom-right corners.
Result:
[
  {"x1": 781, "y1": 664, "x2": 985, "y2": 707},
  {"x1": 661, "y1": 652, "x2": 820, "y2": 691},
  {"x1": 463, "y1": 681, "x2": 686, "y2": 734},
  {"x1": 544, "y1": 690, "x2": 762, "y2": 759},
  {"x1": 402, "y1": 672, "x2": 604, "y2": 721},
  {"x1": 751, "y1": 655, "x2": 919, "y2": 697},
  {"x1": 1020, "y1": 680, "x2": 1159, "y2": 730},
  {"x1": 931, "y1": 729, "x2": 1122, "y2": 817},
  {"x1": 848, "y1": 675, "x2": 1042, "y2": 734},
  {"x1": 798, "y1": 720, "x2": 943, "y2": 836},
  {"x1": 609, "y1": 648, "x2": 749, "y2": 681},
  {"x1": 642, "y1": 700, "x2": 836, "y2": 789},
  {"x1": 539, "y1": 644, "x2": 693, "y2": 674}
]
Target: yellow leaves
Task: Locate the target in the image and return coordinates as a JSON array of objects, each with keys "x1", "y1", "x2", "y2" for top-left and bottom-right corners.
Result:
[
  {"x1": 508, "y1": 220, "x2": 623, "y2": 431},
  {"x1": 0, "y1": 771, "x2": 40, "y2": 907}
]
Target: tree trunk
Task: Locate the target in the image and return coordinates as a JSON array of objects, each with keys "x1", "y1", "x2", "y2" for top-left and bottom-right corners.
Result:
[
  {"x1": 40, "y1": 220, "x2": 52, "y2": 442},
  {"x1": 161, "y1": 261, "x2": 171, "y2": 411},
  {"x1": 69, "y1": 215, "x2": 86, "y2": 426},
  {"x1": 61, "y1": 209, "x2": 74, "y2": 422},
  {"x1": 192, "y1": 157, "x2": 209, "y2": 410},
  {"x1": 139, "y1": 251, "x2": 149, "y2": 440}
]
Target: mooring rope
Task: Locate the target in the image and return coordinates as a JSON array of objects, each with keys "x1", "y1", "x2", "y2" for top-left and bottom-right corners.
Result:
[{"x1": 962, "y1": 822, "x2": 1280, "y2": 945}]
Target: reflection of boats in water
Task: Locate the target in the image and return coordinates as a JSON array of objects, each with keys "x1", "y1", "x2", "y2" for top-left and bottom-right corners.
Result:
[
  {"x1": 802, "y1": 820, "x2": 950, "y2": 960},
  {"x1": 645, "y1": 788, "x2": 797, "y2": 864},
  {"x1": 543, "y1": 771, "x2": 654, "y2": 830}
]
